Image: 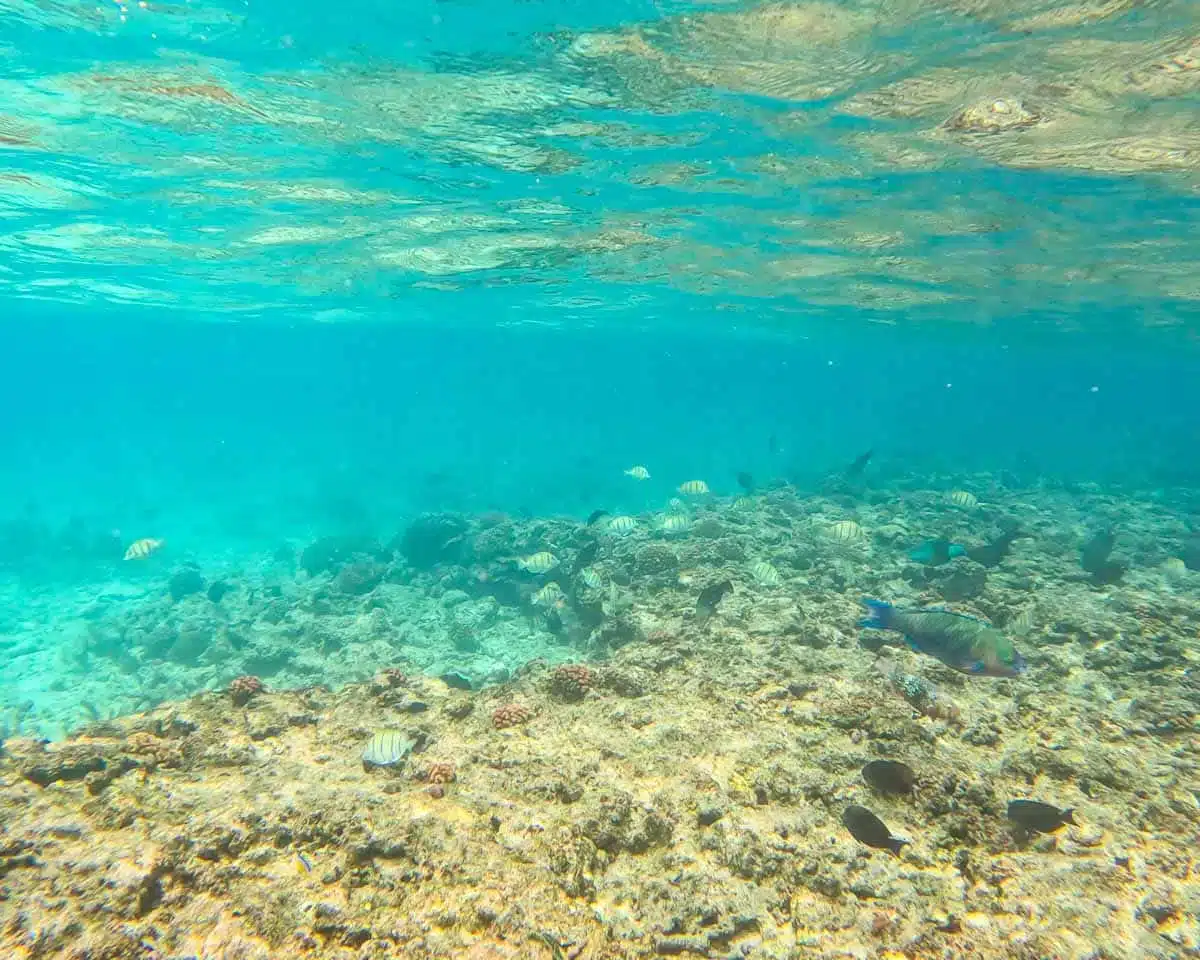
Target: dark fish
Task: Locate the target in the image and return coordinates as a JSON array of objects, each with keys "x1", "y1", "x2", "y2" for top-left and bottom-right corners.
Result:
[
  {"x1": 206, "y1": 580, "x2": 232, "y2": 603},
  {"x1": 696, "y1": 579, "x2": 732, "y2": 624},
  {"x1": 859, "y1": 598, "x2": 1025, "y2": 677},
  {"x1": 585, "y1": 509, "x2": 610, "y2": 527},
  {"x1": 1182, "y1": 532, "x2": 1200, "y2": 571},
  {"x1": 572, "y1": 539, "x2": 601, "y2": 573},
  {"x1": 842, "y1": 804, "x2": 908, "y2": 855},
  {"x1": 1080, "y1": 528, "x2": 1124, "y2": 583},
  {"x1": 1007, "y1": 799, "x2": 1075, "y2": 833},
  {"x1": 736, "y1": 471, "x2": 755, "y2": 493},
  {"x1": 1080, "y1": 528, "x2": 1116, "y2": 572},
  {"x1": 909, "y1": 539, "x2": 966, "y2": 566},
  {"x1": 845, "y1": 449, "x2": 873, "y2": 477},
  {"x1": 862, "y1": 759, "x2": 915, "y2": 795},
  {"x1": 967, "y1": 528, "x2": 1025, "y2": 568}
]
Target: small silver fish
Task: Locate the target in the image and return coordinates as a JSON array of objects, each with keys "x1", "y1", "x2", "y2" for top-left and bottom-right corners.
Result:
[{"x1": 362, "y1": 729, "x2": 415, "y2": 769}]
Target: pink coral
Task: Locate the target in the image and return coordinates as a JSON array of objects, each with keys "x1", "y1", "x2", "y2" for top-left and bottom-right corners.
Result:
[
  {"x1": 228, "y1": 675, "x2": 264, "y2": 706},
  {"x1": 550, "y1": 664, "x2": 595, "y2": 700},
  {"x1": 492, "y1": 704, "x2": 532, "y2": 730}
]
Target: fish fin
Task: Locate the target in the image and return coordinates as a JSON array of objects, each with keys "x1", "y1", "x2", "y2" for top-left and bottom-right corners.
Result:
[
  {"x1": 887, "y1": 837, "x2": 909, "y2": 856},
  {"x1": 1061, "y1": 808, "x2": 1076, "y2": 825},
  {"x1": 859, "y1": 598, "x2": 893, "y2": 630},
  {"x1": 962, "y1": 659, "x2": 987, "y2": 674}
]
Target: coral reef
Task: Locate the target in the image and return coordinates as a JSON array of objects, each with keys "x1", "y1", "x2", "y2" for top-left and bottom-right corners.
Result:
[{"x1": 1, "y1": 479, "x2": 1199, "y2": 957}]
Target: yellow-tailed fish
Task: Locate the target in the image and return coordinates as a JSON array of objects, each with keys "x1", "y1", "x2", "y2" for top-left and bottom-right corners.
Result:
[
  {"x1": 607, "y1": 515, "x2": 636, "y2": 534},
  {"x1": 751, "y1": 561, "x2": 781, "y2": 586},
  {"x1": 949, "y1": 490, "x2": 978, "y2": 509},
  {"x1": 678, "y1": 480, "x2": 710, "y2": 495},
  {"x1": 624, "y1": 465, "x2": 651, "y2": 480},
  {"x1": 829, "y1": 520, "x2": 864, "y2": 541},
  {"x1": 294, "y1": 852, "x2": 314, "y2": 875},
  {"x1": 518, "y1": 551, "x2": 558, "y2": 574},
  {"x1": 123, "y1": 537, "x2": 164, "y2": 560}
]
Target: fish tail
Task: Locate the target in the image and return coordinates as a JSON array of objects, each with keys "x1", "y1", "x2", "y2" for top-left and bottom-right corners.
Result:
[
  {"x1": 1061, "y1": 808, "x2": 1076, "y2": 825},
  {"x1": 859, "y1": 598, "x2": 894, "y2": 630},
  {"x1": 887, "y1": 837, "x2": 909, "y2": 856}
]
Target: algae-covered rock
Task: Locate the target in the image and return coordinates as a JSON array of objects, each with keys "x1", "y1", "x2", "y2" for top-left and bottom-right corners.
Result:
[
  {"x1": 396, "y1": 513, "x2": 469, "y2": 570},
  {"x1": 300, "y1": 535, "x2": 383, "y2": 577}
]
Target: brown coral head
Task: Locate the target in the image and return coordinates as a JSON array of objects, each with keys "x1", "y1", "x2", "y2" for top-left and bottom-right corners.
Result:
[
  {"x1": 550, "y1": 663, "x2": 595, "y2": 700},
  {"x1": 422, "y1": 761, "x2": 457, "y2": 784},
  {"x1": 492, "y1": 703, "x2": 533, "y2": 730},
  {"x1": 229, "y1": 674, "x2": 265, "y2": 706}
]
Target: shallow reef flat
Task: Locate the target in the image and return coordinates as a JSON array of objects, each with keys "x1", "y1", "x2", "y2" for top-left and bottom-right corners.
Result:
[{"x1": 1, "y1": 479, "x2": 1199, "y2": 958}]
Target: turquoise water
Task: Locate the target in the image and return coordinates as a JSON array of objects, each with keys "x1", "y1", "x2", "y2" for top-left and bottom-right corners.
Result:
[{"x1": 1, "y1": 0, "x2": 1199, "y2": 732}]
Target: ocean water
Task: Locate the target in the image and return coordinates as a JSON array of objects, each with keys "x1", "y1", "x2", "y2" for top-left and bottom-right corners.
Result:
[{"x1": 1, "y1": 0, "x2": 1199, "y2": 736}]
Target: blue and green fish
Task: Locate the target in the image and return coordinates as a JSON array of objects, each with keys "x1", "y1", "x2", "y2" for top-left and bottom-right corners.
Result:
[
  {"x1": 859, "y1": 599, "x2": 1026, "y2": 677},
  {"x1": 908, "y1": 539, "x2": 966, "y2": 566}
]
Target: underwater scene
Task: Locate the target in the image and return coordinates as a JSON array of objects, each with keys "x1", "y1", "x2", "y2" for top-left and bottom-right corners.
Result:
[{"x1": 2, "y1": 0, "x2": 1200, "y2": 956}]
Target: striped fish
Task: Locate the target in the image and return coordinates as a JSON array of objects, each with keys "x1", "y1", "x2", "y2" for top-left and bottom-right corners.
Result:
[
  {"x1": 607, "y1": 515, "x2": 637, "y2": 534},
  {"x1": 362, "y1": 729, "x2": 415, "y2": 769},
  {"x1": 124, "y1": 537, "x2": 164, "y2": 560},
  {"x1": 1008, "y1": 608, "x2": 1036, "y2": 636},
  {"x1": 660, "y1": 514, "x2": 690, "y2": 533},
  {"x1": 678, "y1": 480, "x2": 710, "y2": 495},
  {"x1": 828, "y1": 520, "x2": 863, "y2": 542},
  {"x1": 949, "y1": 490, "x2": 979, "y2": 509},
  {"x1": 518, "y1": 551, "x2": 559, "y2": 574},
  {"x1": 623, "y1": 465, "x2": 650, "y2": 480},
  {"x1": 751, "y1": 561, "x2": 781, "y2": 586}
]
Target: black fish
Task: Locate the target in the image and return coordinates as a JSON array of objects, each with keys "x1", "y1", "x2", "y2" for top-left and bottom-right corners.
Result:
[
  {"x1": 967, "y1": 528, "x2": 1025, "y2": 568},
  {"x1": 845, "y1": 449, "x2": 873, "y2": 477},
  {"x1": 572, "y1": 539, "x2": 601, "y2": 573},
  {"x1": 440, "y1": 671, "x2": 474, "y2": 691},
  {"x1": 736, "y1": 472, "x2": 755, "y2": 493},
  {"x1": 586, "y1": 509, "x2": 610, "y2": 527},
  {"x1": 1182, "y1": 532, "x2": 1200, "y2": 571},
  {"x1": 696, "y1": 580, "x2": 732, "y2": 624},
  {"x1": 1007, "y1": 800, "x2": 1075, "y2": 833},
  {"x1": 842, "y1": 805, "x2": 908, "y2": 855},
  {"x1": 1081, "y1": 528, "x2": 1124, "y2": 584},
  {"x1": 862, "y1": 759, "x2": 915, "y2": 796},
  {"x1": 207, "y1": 580, "x2": 233, "y2": 603}
]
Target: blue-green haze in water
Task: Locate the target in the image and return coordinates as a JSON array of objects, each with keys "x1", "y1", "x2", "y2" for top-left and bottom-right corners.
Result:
[{"x1": 0, "y1": 0, "x2": 1198, "y2": 732}]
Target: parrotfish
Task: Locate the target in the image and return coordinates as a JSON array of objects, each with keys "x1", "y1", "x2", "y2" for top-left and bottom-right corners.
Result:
[
  {"x1": 908, "y1": 539, "x2": 966, "y2": 566},
  {"x1": 859, "y1": 599, "x2": 1026, "y2": 677}
]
